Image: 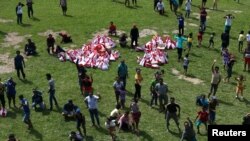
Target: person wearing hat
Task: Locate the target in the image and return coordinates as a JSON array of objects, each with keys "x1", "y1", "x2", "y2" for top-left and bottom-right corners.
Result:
[
  {"x1": 62, "y1": 100, "x2": 78, "y2": 119},
  {"x1": 208, "y1": 96, "x2": 218, "y2": 125},
  {"x1": 75, "y1": 109, "x2": 86, "y2": 136},
  {"x1": 46, "y1": 34, "x2": 55, "y2": 54},
  {"x1": 134, "y1": 68, "x2": 143, "y2": 100}
]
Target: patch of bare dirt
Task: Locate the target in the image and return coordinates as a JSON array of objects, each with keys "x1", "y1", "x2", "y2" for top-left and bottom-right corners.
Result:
[
  {"x1": 171, "y1": 68, "x2": 204, "y2": 85},
  {"x1": 1, "y1": 32, "x2": 31, "y2": 48},
  {"x1": 92, "y1": 28, "x2": 126, "y2": 37},
  {"x1": 38, "y1": 29, "x2": 68, "y2": 39},
  {"x1": 224, "y1": 10, "x2": 242, "y2": 14},
  {"x1": 188, "y1": 23, "x2": 199, "y2": 27},
  {"x1": 0, "y1": 53, "x2": 14, "y2": 74},
  {"x1": 0, "y1": 18, "x2": 13, "y2": 23},
  {"x1": 139, "y1": 29, "x2": 157, "y2": 38}
]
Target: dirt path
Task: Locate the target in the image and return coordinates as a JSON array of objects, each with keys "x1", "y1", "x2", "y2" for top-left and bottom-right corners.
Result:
[
  {"x1": 171, "y1": 68, "x2": 204, "y2": 85},
  {"x1": 0, "y1": 53, "x2": 14, "y2": 74}
]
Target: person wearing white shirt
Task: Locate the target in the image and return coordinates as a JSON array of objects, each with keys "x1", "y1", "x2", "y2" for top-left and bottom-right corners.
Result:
[
  {"x1": 84, "y1": 92, "x2": 100, "y2": 127},
  {"x1": 156, "y1": 0, "x2": 165, "y2": 15},
  {"x1": 185, "y1": 0, "x2": 191, "y2": 18},
  {"x1": 246, "y1": 31, "x2": 250, "y2": 43},
  {"x1": 224, "y1": 14, "x2": 235, "y2": 34},
  {"x1": 16, "y1": 2, "x2": 25, "y2": 24}
]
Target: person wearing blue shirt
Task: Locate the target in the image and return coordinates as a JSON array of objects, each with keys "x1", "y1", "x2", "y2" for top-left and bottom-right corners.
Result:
[
  {"x1": 19, "y1": 95, "x2": 33, "y2": 129},
  {"x1": 175, "y1": 34, "x2": 187, "y2": 62},
  {"x1": 84, "y1": 92, "x2": 100, "y2": 127},
  {"x1": 5, "y1": 77, "x2": 17, "y2": 108},
  {"x1": 177, "y1": 14, "x2": 185, "y2": 35},
  {"x1": 118, "y1": 60, "x2": 128, "y2": 89}
]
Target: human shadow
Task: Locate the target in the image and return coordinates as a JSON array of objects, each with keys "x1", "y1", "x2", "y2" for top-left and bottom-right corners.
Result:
[
  {"x1": 64, "y1": 14, "x2": 73, "y2": 18},
  {"x1": 21, "y1": 23, "x2": 32, "y2": 27},
  {"x1": 112, "y1": 0, "x2": 125, "y2": 5},
  {"x1": 0, "y1": 30, "x2": 6, "y2": 36},
  {"x1": 85, "y1": 135, "x2": 94, "y2": 141},
  {"x1": 138, "y1": 130, "x2": 154, "y2": 141},
  {"x1": 98, "y1": 110, "x2": 107, "y2": 118},
  {"x1": 41, "y1": 109, "x2": 51, "y2": 116},
  {"x1": 126, "y1": 6, "x2": 137, "y2": 9},
  {"x1": 7, "y1": 110, "x2": 17, "y2": 119},
  {"x1": 240, "y1": 98, "x2": 250, "y2": 106},
  {"x1": 29, "y1": 128, "x2": 43, "y2": 140},
  {"x1": 230, "y1": 36, "x2": 238, "y2": 40},
  {"x1": 31, "y1": 17, "x2": 40, "y2": 21},
  {"x1": 95, "y1": 126, "x2": 108, "y2": 135},
  {"x1": 20, "y1": 79, "x2": 33, "y2": 84},
  {"x1": 190, "y1": 52, "x2": 202, "y2": 58},
  {"x1": 168, "y1": 129, "x2": 181, "y2": 138},
  {"x1": 218, "y1": 99, "x2": 234, "y2": 106}
]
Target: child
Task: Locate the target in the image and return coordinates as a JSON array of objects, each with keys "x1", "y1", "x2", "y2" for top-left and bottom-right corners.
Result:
[
  {"x1": 235, "y1": 75, "x2": 245, "y2": 100},
  {"x1": 119, "y1": 87, "x2": 126, "y2": 109},
  {"x1": 195, "y1": 106, "x2": 208, "y2": 134},
  {"x1": 238, "y1": 30, "x2": 245, "y2": 52},
  {"x1": 183, "y1": 54, "x2": 189, "y2": 75},
  {"x1": 208, "y1": 32, "x2": 215, "y2": 48},
  {"x1": 197, "y1": 29, "x2": 203, "y2": 48},
  {"x1": 187, "y1": 32, "x2": 193, "y2": 53}
]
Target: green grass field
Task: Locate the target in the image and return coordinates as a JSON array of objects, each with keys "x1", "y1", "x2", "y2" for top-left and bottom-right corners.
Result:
[{"x1": 1, "y1": 0, "x2": 250, "y2": 140}]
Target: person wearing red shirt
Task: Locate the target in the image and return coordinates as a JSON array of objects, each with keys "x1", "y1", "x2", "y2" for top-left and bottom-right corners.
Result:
[
  {"x1": 108, "y1": 21, "x2": 117, "y2": 36},
  {"x1": 195, "y1": 106, "x2": 208, "y2": 134}
]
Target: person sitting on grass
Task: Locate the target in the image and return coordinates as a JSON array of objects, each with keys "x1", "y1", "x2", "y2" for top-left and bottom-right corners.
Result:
[
  {"x1": 108, "y1": 21, "x2": 117, "y2": 36},
  {"x1": 118, "y1": 111, "x2": 132, "y2": 132},
  {"x1": 24, "y1": 39, "x2": 37, "y2": 56},
  {"x1": 69, "y1": 131, "x2": 83, "y2": 141},
  {"x1": 62, "y1": 100, "x2": 78, "y2": 119},
  {"x1": 7, "y1": 133, "x2": 20, "y2": 141},
  {"x1": 59, "y1": 32, "x2": 73, "y2": 43},
  {"x1": 119, "y1": 33, "x2": 128, "y2": 47},
  {"x1": 31, "y1": 88, "x2": 45, "y2": 110}
]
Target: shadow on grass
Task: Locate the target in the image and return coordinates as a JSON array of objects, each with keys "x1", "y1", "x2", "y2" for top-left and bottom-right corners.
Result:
[
  {"x1": 31, "y1": 17, "x2": 40, "y2": 21},
  {"x1": 20, "y1": 79, "x2": 33, "y2": 84},
  {"x1": 85, "y1": 135, "x2": 94, "y2": 141},
  {"x1": 230, "y1": 36, "x2": 238, "y2": 40},
  {"x1": 240, "y1": 98, "x2": 250, "y2": 106},
  {"x1": 98, "y1": 110, "x2": 107, "y2": 118},
  {"x1": 29, "y1": 128, "x2": 43, "y2": 140},
  {"x1": 138, "y1": 130, "x2": 153, "y2": 141},
  {"x1": 218, "y1": 99, "x2": 234, "y2": 106},
  {"x1": 7, "y1": 110, "x2": 17, "y2": 119},
  {"x1": 21, "y1": 23, "x2": 32, "y2": 27},
  {"x1": 168, "y1": 129, "x2": 181, "y2": 138},
  {"x1": 0, "y1": 30, "x2": 6, "y2": 36},
  {"x1": 64, "y1": 14, "x2": 73, "y2": 18},
  {"x1": 190, "y1": 52, "x2": 202, "y2": 58},
  {"x1": 95, "y1": 126, "x2": 108, "y2": 135}
]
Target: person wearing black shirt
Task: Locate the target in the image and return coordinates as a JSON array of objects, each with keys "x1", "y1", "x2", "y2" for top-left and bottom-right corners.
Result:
[
  {"x1": 165, "y1": 97, "x2": 181, "y2": 132},
  {"x1": 14, "y1": 50, "x2": 26, "y2": 79},
  {"x1": 75, "y1": 110, "x2": 86, "y2": 136},
  {"x1": 31, "y1": 89, "x2": 45, "y2": 110},
  {"x1": 47, "y1": 34, "x2": 55, "y2": 54},
  {"x1": 130, "y1": 25, "x2": 139, "y2": 48},
  {"x1": 24, "y1": 39, "x2": 36, "y2": 56},
  {"x1": 62, "y1": 100, "x2": 78, "y2": 118},
  {"x1": 26, "y1": 0, "x2": 33, "y2": 18}
]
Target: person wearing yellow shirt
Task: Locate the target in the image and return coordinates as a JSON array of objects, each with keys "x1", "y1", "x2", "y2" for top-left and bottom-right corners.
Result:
[{"x1": 134, "y1": 68, "x2": 143, "y2": 100}]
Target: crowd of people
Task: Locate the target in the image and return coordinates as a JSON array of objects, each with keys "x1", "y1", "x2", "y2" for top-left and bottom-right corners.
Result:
[{"x1": 1, "y1": 0, "x2": 250, "y2": 141}]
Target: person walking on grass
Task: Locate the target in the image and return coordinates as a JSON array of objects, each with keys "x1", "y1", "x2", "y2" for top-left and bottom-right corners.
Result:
[
  {"x1": 208, "y1": 60, "x2": 221, "y2": 99},
  {"x1": 26, "y1": 0, "x2": 34, "y2": 18},
  {"x1": 183, "y1": 54, "x2": 189, "y2": 75},
  {"x1": 177, "y1": 14, "x2": 185, "y2": 35},
  {"x1": 84, "y1": 92, "x2": 101, "y2": 127},
  {"x1": 155, "y1": 78, "x2": 168, "y2": 112},
  {"x1": 134, "y1": 68, "x2": 143, "y2": 100},
  {"x1": 75, "y1": 109, "x2": 86, "y2": 136},
  {"x1": 235, "y1": 75, "x2": 245, "y2": 100},
  {"x1": 118, "y1": 60, "x2": 128, "y2": 89},
  {"x1": 224, "y1": 56, "x2": 235, "y2": 83},
  {"x1": 5, "y1": 77, "x2": 17, "y2": 108},
  {"x1": 16, "y1": 2, "x2": 25, "y2": 24},
  {"x1": 113, "y1": 77, "x2": 124, "y2": 104},
  {"x1": 130, "y1": 98, "x2": 141, "y2": 134},
  {"x1": 175, "y1": 33, "x2": 187, "y2": 62},
  {"x1": 185, "y1": 0, "x2": 191, "y2": 18},
  {"x1": 194, "y1": 106, "x2": 208, "y2": 134},
  {"x1": 156, "y1": 0, "x2": 165, "y2": 15},
  {"x1": 60, "y1": 0, "x2": 67, "y2": 15},
  {"x1": 165, "y1": 97, "x2": 181, "y2": 132},
  {"x1": 46, "y1": 73, "x2": 58, "y2": 110},
  {"x1": 14, "y1": 50, "x2": 26, "y2": 79},
  {"x1": 130, "y1": 24, "x2": 139, "y2": 48},
  {"x1": 19, "y1": 95, "x2": 33, "y2": 129},
  {"x1": 180, "y1": 117, "x2": 197, "y2": 141}
]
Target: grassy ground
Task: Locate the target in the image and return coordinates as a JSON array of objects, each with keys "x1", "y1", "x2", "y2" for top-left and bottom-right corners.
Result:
[{"x1": 1, "y1": 0, "x2": 250, "y2": 140}]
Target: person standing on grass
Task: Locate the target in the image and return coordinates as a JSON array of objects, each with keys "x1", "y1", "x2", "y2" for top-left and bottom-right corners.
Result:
[
  {"x1": 118, "y1": 60, "x2": 128, "y2": 89},
  {"x1": 224, "y1": 56, "x2": 235, "y2": 83},
  {"x1": 130, "y1": 24, "x2": 139, "y2": 48},
  {"x1": 243, "y1": 43, "x2": 250, "y2": 71},
  {"x1": 154, "y1": 0, "x2": 159, "y2": 10},
  {"x1": 165, "y1": 97, "x2": 181, "y2": 132},
  {"x1": 134, "y1": 68, "x2": 143, "y2": 100},
  {"x1": 156, "y1": 0, "x2": 165, "y2": 15},
  {"x1": 0, "y1": 78, "x2": 6, "y2": 110},
  {"x1": 14, "y1": 50, "x2": 26, "y2": 79},
  {"x1": 132, "y1": 0, "x2": 137, "y2": 6},
  {"x1": 183, "y1": 54, "x2": 189, "y2": 75},
  {"x1": 119, "y1": 87, "x2": 126, "y2": 109},
  {"x1": 150, "y1": 77, "x2": 159, "y2": 107},
  {"x1": 177, "y1": 13, "x2": 185, "y2": 35},
  {"x1": 47, "y1": 34, "x2": 55, "y2": 54},
  {"x1": 238, "y1": 30, "x2": 245, "y2": 52},
  {"x1": 75, "y1": 109, "x2": 86, "y2": 136},
  {"x1": 19, "y1": 95, "x2": 33, "y2": 129},
  {"x1": 175, "y1": 33, "x2": 187, "y2": 62},
  {"x1": 235, "y1": 75, "x2": 245, "y2": 100},
  {"x1": 113, "y1": 77, "x2": 124, "y2": 104},
  {"x1": 81, "y1": 74, "x2": 93, "y2": 97},
  {"x1": 76, "y1": 59, "x2": 87, "y2": 95},
  {"x1": 197, "y1": 29, "x2": 203, "y2": 48},
  {"x1": 180, "y1": 117, "x2": 197, "y2": 141},
  {"x1": 185, "y1": 0, "x2": 191, "y2": 18},
  {"x1": 186, "y1": 32, "x2": 193, "y2": 53},
  {"x1": 130, "y1": 98, "x2": 141, "y2": 134},
  {"x1": 208, "y1": 96, "x2": 218, "y2": 125},
  {"x1": 201, "y1": 0, "x2": 207, "y2": 7},
  {"x1": 46, "y1": 73, "x2": 58, "y2": 110},
  {"x1": 208, "y1": 32, "x2": 215, "y2": 48},
  {"x1": 155, "y1": 78, "x2": 168, "y2": 112},
  {"x1": 60, "y1": 0, "x2": 67, "y2": 15},
  {"x1": 213, "y1": 0, "x2": 218, "y2": 10},
  {"x1": 26, "y1": 0, "x2": 33, "y2": 18},
  {"x1": 208, "y1": 60, "x2": 221, "y2": 99},
  {"x1": 5, "y1": 77, "x2": 17, "y2": 108},
  {"x1": 224, "y1": 14, "x2": 235, "y2": 34},
  {"x1": 125, "y1": 0, "x2": 130, "y2": 7},
  {"x1": 195, "y1": 106, "x2": 208, "y2": 134},
  {"x1": 221, "y1": 31, "x2": 230, "y2": 49},
  {"x1": 16, "y1": 2, "x2": 25, "y2": 24},
  {"x1": 84, "y1": 92, "x2": 100, "y2": 127},
  {"x1": 200, "y1": 7, "x2": 207, "y2": 31}
]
